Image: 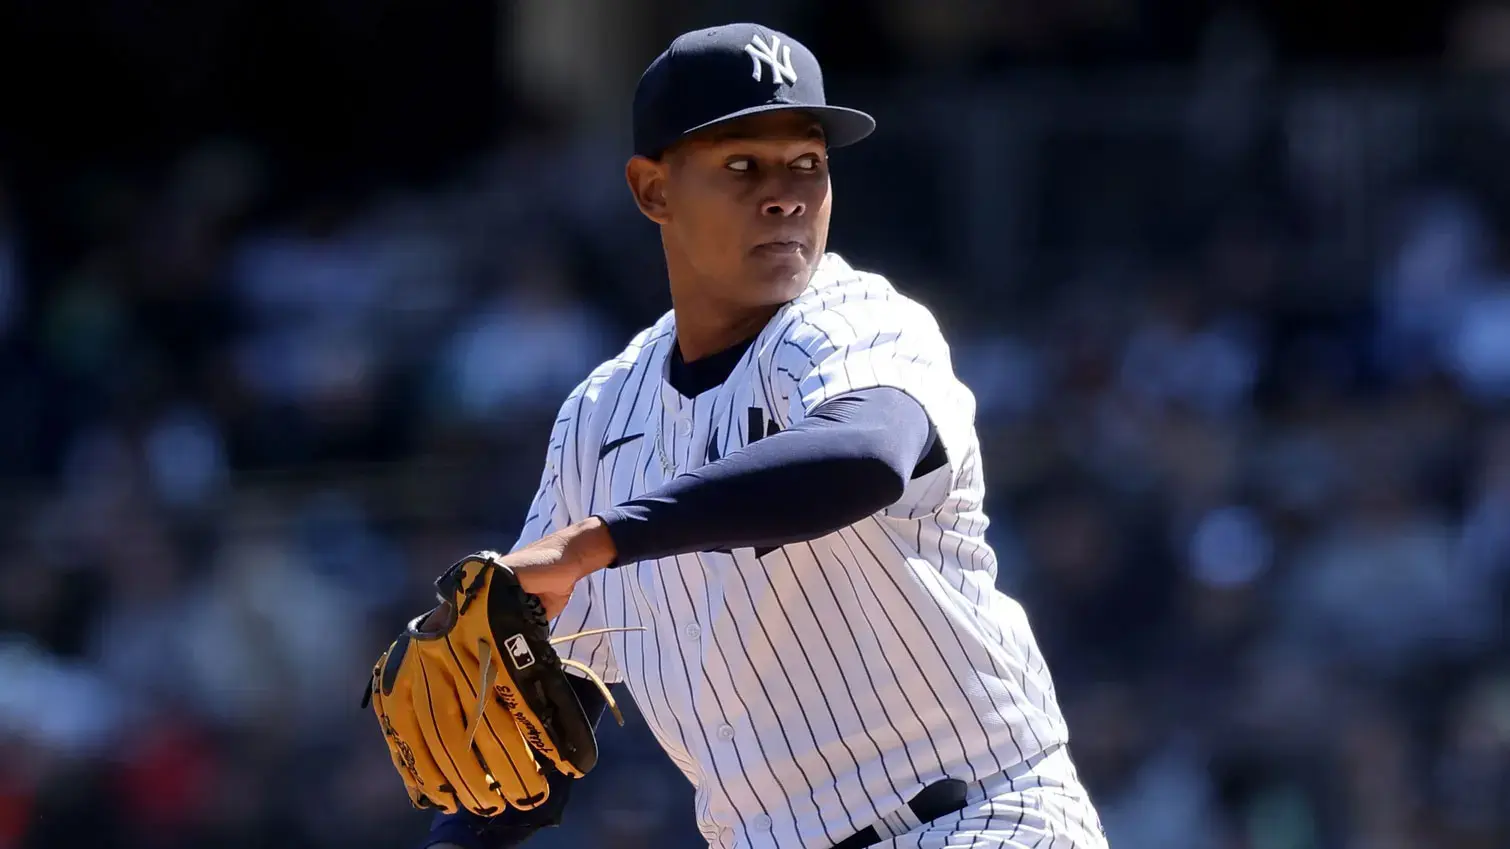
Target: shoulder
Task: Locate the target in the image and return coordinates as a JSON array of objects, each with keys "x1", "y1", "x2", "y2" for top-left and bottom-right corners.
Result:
[
  {"x1": 555, "y1": 313, "x2": 675, "y2": 423},
  {"x1": 774, "y1": 254, "x2": 945, "y2": 350}
]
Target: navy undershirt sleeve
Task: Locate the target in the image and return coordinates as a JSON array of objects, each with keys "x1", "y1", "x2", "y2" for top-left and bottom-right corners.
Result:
[
  {"x1": 419, "y1": 675, "x2": 608, "y2": 849},
  {"x1": 417, "y1": 394, "x2": 935, "y2": 846},
  {"x1": 595, "y1": 386, "x2": 938, "y2": 565}
]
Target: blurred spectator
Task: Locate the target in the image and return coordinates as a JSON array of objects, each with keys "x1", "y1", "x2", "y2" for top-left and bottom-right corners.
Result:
[{"x1": 1, "y1": 5, "x2": 1508, "y2": 848}]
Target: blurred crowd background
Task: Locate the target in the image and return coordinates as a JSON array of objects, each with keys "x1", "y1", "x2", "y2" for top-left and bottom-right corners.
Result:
[{"x1": 1, "y1": 1, "x2": 1509, "y2": 848}]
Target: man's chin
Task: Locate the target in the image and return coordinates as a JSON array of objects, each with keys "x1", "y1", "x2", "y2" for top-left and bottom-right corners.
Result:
[{"x1": 746, "y1": 253, "x2": 815, "y2": 298}]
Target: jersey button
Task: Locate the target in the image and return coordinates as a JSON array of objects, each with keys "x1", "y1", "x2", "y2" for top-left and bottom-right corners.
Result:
[
  {"x1": 715, "y1": 723, "x2": 735, "y2": 741},
  {"x1": 684, "y1": 622, "x2": 702, "y2": 640},
  {"x1": 750, "y1": 814, "x2": 772, "y2": 831},
  {"x1": 676, "y1": 417, "x2": 693, "y2": 437}
]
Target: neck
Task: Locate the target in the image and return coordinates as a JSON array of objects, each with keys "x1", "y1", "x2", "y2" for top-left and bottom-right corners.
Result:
[
  {"x1": 672, "y1": 299, "x2": 780, "y2": 362},
  {"x1": 661, "y1": 245, "x2": 794, "y2": 362}
]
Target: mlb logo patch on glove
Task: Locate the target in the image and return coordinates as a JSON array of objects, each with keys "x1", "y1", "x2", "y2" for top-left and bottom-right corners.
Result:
[{"x1": 363, "y1": 552, "x2": 627, "y2": 816}]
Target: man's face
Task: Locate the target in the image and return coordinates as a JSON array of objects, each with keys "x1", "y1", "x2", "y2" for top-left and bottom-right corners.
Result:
[{"x1": 629, "y1": 111, "x2": 832, "y2": 309}]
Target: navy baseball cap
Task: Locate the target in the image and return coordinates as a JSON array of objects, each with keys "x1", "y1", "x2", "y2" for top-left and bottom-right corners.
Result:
[{"x1": 632, "y1": 23, "x2": 876, "y2": 159}]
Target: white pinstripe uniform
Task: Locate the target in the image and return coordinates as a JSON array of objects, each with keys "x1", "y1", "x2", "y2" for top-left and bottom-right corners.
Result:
[{"x1": 515, "y1": 254, "x2": 1107, "y2": 849}]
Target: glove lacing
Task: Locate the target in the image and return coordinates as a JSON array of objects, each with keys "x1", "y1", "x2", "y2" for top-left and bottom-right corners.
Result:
[{"x1": 465, "y1": 626, "x2": 643, "y2": 752}]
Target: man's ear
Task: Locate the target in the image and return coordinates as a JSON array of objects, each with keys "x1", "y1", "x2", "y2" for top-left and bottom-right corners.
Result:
[{"x1": 625, "y1": 156, "x2": 671, "y2": 225}]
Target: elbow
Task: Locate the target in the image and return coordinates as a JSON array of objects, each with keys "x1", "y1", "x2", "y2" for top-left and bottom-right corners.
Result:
[
  {"x1": 837, "y1": 452, "x2": 909, "y2": 516},
  {"x1": 870, "y1": 455, "x2": 910, "y2": 507},
  {"x1": 823, "y1": 421, "x2": 916, "y2": 515}
]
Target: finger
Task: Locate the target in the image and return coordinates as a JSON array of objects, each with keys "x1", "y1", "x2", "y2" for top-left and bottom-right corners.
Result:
[
  {"x1": 438, "y1": 632, "x2": 550, "y2": 809},
  {"x1": 375, "y1": 650, "x2": 461, "y2": 814},
  {"x1": 477, "y1": 694, "x2": 550, "y2": 808},
  {"x1": 370, "y1": 685, "x2": 429, "y2": 808},
  {"x1": 541, "y1": 592, "x2": 570, "y2": 622},
  {"x1": 410, "y1": 651, "x2": 505, "y2": 816}
]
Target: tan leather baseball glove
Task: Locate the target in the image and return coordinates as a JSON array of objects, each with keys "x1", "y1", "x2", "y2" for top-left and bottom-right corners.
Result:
[{"x1": 363, "y1": 552, "x2": 625, "y2": 816}]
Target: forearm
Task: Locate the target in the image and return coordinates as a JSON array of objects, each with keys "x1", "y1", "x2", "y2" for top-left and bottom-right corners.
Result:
[{"x1": 596, "y1": 387, "x2": 936, "y2": 564}]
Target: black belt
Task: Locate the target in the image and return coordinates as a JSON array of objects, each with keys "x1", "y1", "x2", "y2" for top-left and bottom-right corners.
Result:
[{"x1": 829, "y1": 778, "x2": 969, "y2": 849}]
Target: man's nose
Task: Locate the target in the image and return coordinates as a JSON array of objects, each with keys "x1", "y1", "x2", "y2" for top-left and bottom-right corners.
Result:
[{"x1": 761, "y1": 196, "x2": 805, "y2": 217}]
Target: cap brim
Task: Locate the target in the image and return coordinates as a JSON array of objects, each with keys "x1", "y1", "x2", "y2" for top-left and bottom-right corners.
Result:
[{"x1": 675, "y1": 103, "x2": 877, "y2": 152}]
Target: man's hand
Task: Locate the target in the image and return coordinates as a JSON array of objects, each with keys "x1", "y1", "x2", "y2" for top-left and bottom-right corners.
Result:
[
  {"x1": 369, "y1": 541, "x2": 626, "y2": 817},
  {"x1": 496, "y1": 517, "x2": 618, "y2": 620}
]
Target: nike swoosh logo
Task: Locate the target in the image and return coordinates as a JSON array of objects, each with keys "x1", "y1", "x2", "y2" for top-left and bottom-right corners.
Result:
[{"x1": 598, "y1": 433, "x2": 645, "y2": 460}]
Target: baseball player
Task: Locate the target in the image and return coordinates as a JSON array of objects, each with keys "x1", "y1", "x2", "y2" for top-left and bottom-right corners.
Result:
[{"x1": 400, "y1": 22, "x2": 1108, "y2": 849}]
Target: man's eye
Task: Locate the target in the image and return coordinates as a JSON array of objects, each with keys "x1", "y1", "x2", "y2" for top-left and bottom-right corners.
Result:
[
  {"x1": 726, "y1": 159, "x2": 753, "y2": 172},
  {"x1": 793, "y1": 156, "x2": 823, "y2": 171}
]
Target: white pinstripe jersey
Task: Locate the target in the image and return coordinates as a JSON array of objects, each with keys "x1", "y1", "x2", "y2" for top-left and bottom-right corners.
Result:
[{"x1": 515, "y1": 254, "x2": 1072, "y2": 849}]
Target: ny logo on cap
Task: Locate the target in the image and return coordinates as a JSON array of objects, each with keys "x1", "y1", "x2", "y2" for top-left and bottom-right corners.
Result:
[{"x1": 744, "y1": 33, "x2": 797, "y2": 85}]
